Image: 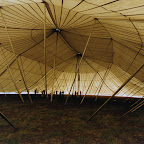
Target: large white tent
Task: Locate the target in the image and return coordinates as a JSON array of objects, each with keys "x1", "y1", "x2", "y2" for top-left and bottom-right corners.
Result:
[{"x1": 0, "y1": 0, "x2": 144, "y2": 102}]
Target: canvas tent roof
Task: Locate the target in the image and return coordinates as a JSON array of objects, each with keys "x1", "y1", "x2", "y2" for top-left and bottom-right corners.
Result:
[{"x1": 0, "y1": 0, "x2": 143, "y2": 99}]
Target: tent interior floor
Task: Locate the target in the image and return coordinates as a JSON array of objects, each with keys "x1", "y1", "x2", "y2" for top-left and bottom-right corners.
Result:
[{"x1": 0, "y1": 95, "x2": 144, "y2": 144}]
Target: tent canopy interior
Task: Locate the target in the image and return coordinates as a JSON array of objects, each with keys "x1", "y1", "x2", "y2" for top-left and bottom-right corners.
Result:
[{"x1": 0, "y1": 0, "x2": 143, "y2": 99}]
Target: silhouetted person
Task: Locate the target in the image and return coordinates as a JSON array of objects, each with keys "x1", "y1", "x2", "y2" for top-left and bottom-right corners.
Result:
[
  {"x1": 74, "y1": 91, "x2": 77, "y2": 103},
  {"x1": 59, "y1": 91, "x2": 62, "y2": 102},
  {"x1": 62, "y1": 91, "x2": 64, "y2": 101},
  {"x1": 34, "y1": 89, "x2": 38, "y2": 100},
  {"x1": 41, "y1": 90, "x2": 45, "y2": 98},
  {"x1": 80, "y1": 91, "x2": 82, "y2": 98}
]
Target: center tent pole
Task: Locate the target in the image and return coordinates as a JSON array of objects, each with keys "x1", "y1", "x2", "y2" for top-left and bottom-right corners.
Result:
[
  {"x1": 87, "y1": 64, "x2": 144, "y2": 122},
  {"x1": 51, "y1": 32, "x2": 58, "y2": 102},
  {"x1": 65, "y1": 20, "x2": 96, "y2": 105},
  {"x1": 44, "y1": 3, "x2": 48, "y2": 98},
  {"x1": 0, "y1": 9, "x2": 32, "y2": 103}
]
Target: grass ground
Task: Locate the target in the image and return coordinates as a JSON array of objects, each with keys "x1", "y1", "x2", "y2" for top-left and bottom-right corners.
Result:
[{"x1": 0, "y1": 97, "x2": 144, "y2": 144}]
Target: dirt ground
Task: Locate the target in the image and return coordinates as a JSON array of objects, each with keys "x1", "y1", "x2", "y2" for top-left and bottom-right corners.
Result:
[{"x1": 0, "y1": 96, "x2": 144, "y2": 144}]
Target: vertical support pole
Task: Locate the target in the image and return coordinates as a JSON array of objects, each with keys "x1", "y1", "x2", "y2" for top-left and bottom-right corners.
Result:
[
  {"x1": 78, "y1": 70, "x2": 80, "y2": 96},
  {"x1": 0, "y1": 46, "x2": 24, "y2": 102},
  {"x1": 51, "y1": 32, "x2": 58, "y2": 102},
  {"x1": 0, "y1": 82, "x2": 7, "y2": 97},
  {"x1": 65, "y1": 21, "x2": 96, "y2": 104},
  {"x1": 19, "y1": 56, "x2": 32, "y2": 103},
  {"x1": 0, "y1": 9, "x2": 32, "y2": 103},
  {"x1": 95, "y1": 58, "x2": 113, "y2": 101},
  {"x1": 38, "y1": 61, "x2": 45, "y2": 90},
  {"x1": 80, "y1": 72, "x2": 97, "y2": 104},
  {"x1": 80, "y1": 40, "x2": 113, "y2": 104},
  {"x1": 44, "y1": 3, "x2": 48, "y2": 98}
]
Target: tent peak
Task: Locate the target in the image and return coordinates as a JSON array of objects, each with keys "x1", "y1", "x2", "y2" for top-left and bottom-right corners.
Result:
[
  {"x1": 54, "y1": 28, "x2": 61, "y2": 33},
  {"x1": 76, "y1": 53, "x2": 82, "y2": 57}
]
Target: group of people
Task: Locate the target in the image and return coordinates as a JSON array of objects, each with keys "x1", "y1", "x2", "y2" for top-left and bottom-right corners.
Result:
[{"x1": 34, "y1": 88, "x2": 82, "y2": 100}]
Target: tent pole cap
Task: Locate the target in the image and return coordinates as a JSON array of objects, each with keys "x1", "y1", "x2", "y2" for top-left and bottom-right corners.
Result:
[
  {"x1": 77, "y1": 53, "x2": 82, "y2": 57},
  {"x1": 55, "y1": 28, "x2": 61, "y2": 33}
]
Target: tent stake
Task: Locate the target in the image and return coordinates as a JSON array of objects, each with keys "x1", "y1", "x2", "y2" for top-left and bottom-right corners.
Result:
[{"x1": 87, "y1": 64, "x2": 144, "y2": 122}]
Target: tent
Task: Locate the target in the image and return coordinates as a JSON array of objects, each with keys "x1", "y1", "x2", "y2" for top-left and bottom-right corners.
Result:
[{"x1": 0, "y1": 0, "x2": 143, "y2": 104}]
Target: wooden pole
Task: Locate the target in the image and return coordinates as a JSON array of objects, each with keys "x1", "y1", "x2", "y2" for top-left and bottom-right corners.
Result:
[
  {"x1": 123, "y1": 99, "x2": 144, "y2": 116},
  {"x1": 65, "y1": 21, "x2": 96, "y2": 104},
  {"x1": 130, "y1": 95, "x2": 144, "y2": 107},
  {"x1": 18, "y1": 56, "x2": 32, "y2": 103},
  {"x1": 87, "y1": 64, "x2": 144, "y2": 122},
  {"x1": 0, "y1": 111, "x2": 16, "y2": 130},
  {"x1": 65, "y1": 55, "x2": 81, "y2": 104},
  {"x1": 0, "y1": 9, "x2": 32, "y2": 103},
  {"x1": 131, "y1": 100, "x2": 144, "y2": 112},
  {"x1": 0, "y1": 46, "x2": 24, "y2": 102},
  {"x1": 80, "y1": 40, "x2": 113, "y2": 104},
  {"x1": 44, "y1": 4, "x2": 48, "y2": 98},
  {"x1": 51, "y1": 32, "x2": 58, "y2": 102},
  {"x1": 80, "y1": 73, "x2": 97, "y2": 104},
  {"x1": 0, "y1": 82, "x2": 7, "y2": 97},
  {"x1": 95, "y1": 59, "x2": 113, "y2": 101},
  {"x1": 17, "y1": 58, "x2": 32, "y2": 103},
  {"x1": 83, "y1": 58, "x2": 114, "y2": 93},
  {"x1": 124, "y1": 86, "x2": 143, "y2": 102},
  {"x1": 38, "y1": 61, "x2": 45, "y2": 88}
]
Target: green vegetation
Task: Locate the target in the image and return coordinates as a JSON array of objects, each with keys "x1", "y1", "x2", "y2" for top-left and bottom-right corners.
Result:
[{"x1": 0, "y1": 100, "x2": 144, "y2": 144}]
